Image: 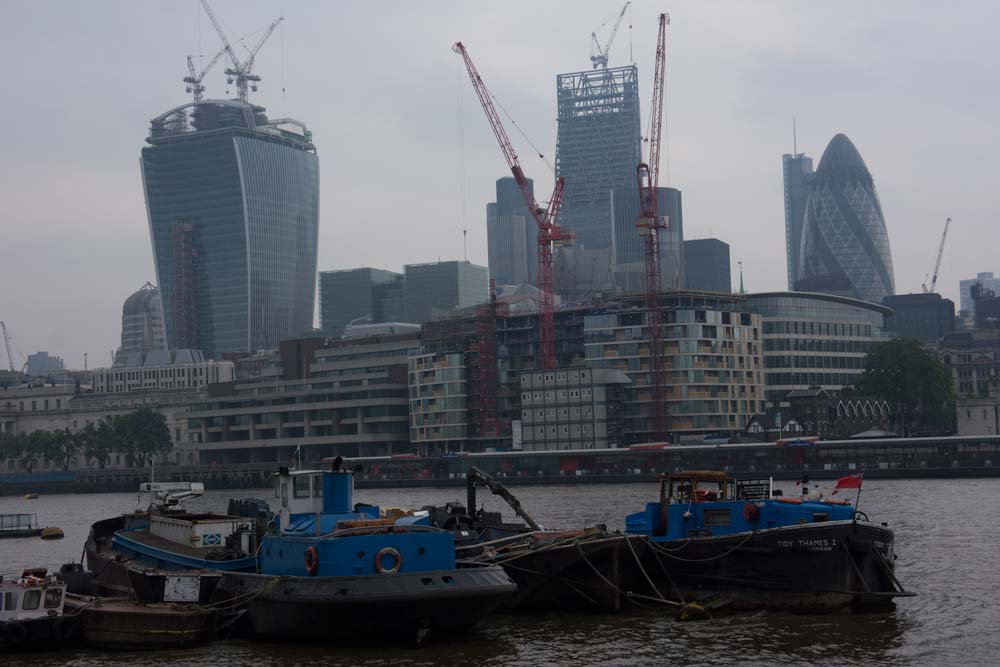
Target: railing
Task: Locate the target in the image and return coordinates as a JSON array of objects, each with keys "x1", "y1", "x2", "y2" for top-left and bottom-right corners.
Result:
[{"x1": 0, "y1": 513, "x2": 37, "y2": 531}]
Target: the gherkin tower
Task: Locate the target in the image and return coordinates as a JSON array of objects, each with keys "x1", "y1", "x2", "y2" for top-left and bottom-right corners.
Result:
[{"x1": 797, "y1": 134, "x2": 895, "y2": 303}]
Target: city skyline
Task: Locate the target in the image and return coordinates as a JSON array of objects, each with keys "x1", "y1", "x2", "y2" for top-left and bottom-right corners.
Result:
[{"x1": 2, "y1": 1, "x2": 997, "y2": 367}]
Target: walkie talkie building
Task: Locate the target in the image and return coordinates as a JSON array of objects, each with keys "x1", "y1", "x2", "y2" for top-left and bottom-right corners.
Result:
[{"x1": 140, "y1": 100, "x2": 319, "y2": 357}]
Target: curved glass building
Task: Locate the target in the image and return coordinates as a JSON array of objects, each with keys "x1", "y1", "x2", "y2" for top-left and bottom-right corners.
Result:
[
  {"x1": 744, "y1": 291, "x2": 891, "y2": 401},
  {"x1": 797, "y1": 134, "x2": 894, "y2": 303},
  {"x1": 141, "y1": 100, "x2": 319, "y2": 357}
]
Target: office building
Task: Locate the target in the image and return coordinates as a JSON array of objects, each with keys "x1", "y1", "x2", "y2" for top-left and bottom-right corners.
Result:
[
  {"x1": 319, "y1": 268, "x2": 403, "y2": 338},
  {"x1": 782, "y1": 153, "x2": 815, "y2": 290},
  {"x1": 970, "y1": 283, "x2": 1000, "y2": 328},
  {"x1": 518, "y1": 367, "x2": 629, "y2": 451},
  {"x1": 117, "y1": 283, "x2": 166, "y2": 363},
  {"x1": 881, "y1": 293, "x2": 956, "y2": 343},
  {"x1": 960, "y1": 272, "x2": 1000, "y2": 319},
  {"x1": 25, "y1": 352, "x2": 64, "y2": 377},
  {"x1": 92, "y1": 349, "x2": 233, "y2": 394},
  {"x1": 403, "y1": 261, "x2": 488, "y2": 324},
  {"x1": 797, "y1": 134, "x2": 895, "y2": 303},
  {"x1": 487, "y1": 177, "x2": 536, "y2": 287},
  {"x1": 141, "y1": 100, "x2": 319, "y2": 357},
  {"x1": 611, "y1": 187, "x2": 685, "y2": 293},
  {"x1": 555, "y1": 66, "x2": 641, "y2": 253},
  {"x1": 372, "y1": 279, "x2": 405, "y2": 323},
  {"x1": 187, "y1": 331, "x2": 420, "y2": 462},
  {"x1": 684, "y1": 239, "x2": 731, "y2": 293},
  {"x1": 939, "y1": 330, "x2": 1000, "y2": 398},
  {"x1": 743, "y1": 291, "x2": 891, "y2": 402}
]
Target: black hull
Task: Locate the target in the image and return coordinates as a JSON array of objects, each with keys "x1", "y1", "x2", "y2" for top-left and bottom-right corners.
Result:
[
  {"x1": 631, "y1": 521, "x2": 911, "y2": 612},
  {"x1": 85, "y1": 516, "x2": 134, "y2": 598},
  {"x1": 0, "y1": 616, "x2": 79, "y2": 650},
  {"x1": 64, "y1": 595, "x2": 217, "y2": 650},
  {"x1": 215, "y1": 566, "x2": 515, "y2": 644},
  {"x1": 485, "y1": 535, "x2": 645, "y2": 612}
]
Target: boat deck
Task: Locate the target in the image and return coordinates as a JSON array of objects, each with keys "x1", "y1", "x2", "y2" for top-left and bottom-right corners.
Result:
[{"x1": 115, "y1": 529, "x2": 220, "y2": 559}]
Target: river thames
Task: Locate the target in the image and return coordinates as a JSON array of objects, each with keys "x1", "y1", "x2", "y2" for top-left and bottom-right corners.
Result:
[{"x1": 3, "y1": 478, "x2": 999, "y2": 666}]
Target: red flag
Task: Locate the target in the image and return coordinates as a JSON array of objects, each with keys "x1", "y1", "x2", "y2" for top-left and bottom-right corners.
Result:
[{"x1": 832, "y1": 472, "x2": 863, "y2": 494}]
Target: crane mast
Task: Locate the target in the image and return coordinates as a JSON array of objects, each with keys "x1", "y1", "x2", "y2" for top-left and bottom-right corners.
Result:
[
  {"x1": 1, "y1": 321, "x2": 16, "y2": 373},
  {"x1": 635, "y1": 13, "x2": 669, "y2": 443},
  {"x1": 590, "y1": 2, "x2": 631, "y2": 69},
  {"x1": 453, "y1": 41, "x2": 572, "y2": 370},
  {"x1": 922, "y1": 217, "x2": 951, "y2": 293},
  {"x1": 184, "y1": 45, "x2": 228, "y2": 103},
  {"x1": 199, "y1": 0, "x2": 282, "y2": 104}
]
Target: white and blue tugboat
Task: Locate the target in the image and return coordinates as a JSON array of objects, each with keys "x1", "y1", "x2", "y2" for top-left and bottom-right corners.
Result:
[
  {"x1": 625, "y1": 471, "x2": 914, "y2": 612},
  {"x1": 213, "y1": 462, "x2": 516, "y2": 644}
]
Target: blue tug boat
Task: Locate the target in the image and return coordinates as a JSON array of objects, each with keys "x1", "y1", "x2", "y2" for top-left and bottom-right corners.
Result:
[
  {"x1": 213, "y1": 463, "x2": 516, "y2": 644},
  {"x1": 625, "y1": 471, "x2": 914, "y2": 612}
]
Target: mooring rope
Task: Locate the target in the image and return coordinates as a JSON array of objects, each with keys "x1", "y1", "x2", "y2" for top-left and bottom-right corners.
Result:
[{"x1": 650, "y1": 529, "x2": 758, "y2": 563}]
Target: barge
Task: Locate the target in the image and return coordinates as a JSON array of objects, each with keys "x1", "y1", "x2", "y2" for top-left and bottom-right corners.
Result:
[{"x1": 625, "y1": 471, "x2": 915, "y2": 612}]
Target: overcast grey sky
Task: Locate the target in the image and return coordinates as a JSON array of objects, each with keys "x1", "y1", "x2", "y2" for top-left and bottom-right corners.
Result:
[{"x1": 1, "y1": 1, "x2": 996, "y2": 369}]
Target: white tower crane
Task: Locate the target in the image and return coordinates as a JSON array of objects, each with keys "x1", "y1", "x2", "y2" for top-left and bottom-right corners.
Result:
[
  {"x1": 198, "y1": 0, "x2": 283, "y2": 104},
  {"x1": 1, "y1": 321, "x2": 18, "y2": 373},
  {"x1": 922, "y1": 217, "x2": 951, "y2": 293},
  {"x1": 184, "y1": 45, "x2": 229, "y2": 104},
  {"x1": 590, "y1": 2, "x2": 631, "y2": 69}
]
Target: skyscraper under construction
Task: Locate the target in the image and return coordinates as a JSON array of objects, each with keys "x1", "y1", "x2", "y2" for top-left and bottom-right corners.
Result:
[
  {"x1": 554, "y1": 65, "x2": 642, "y2": 255},
  {"x1": 141, "y1": 100, "x2": 319, "y2": 357}
]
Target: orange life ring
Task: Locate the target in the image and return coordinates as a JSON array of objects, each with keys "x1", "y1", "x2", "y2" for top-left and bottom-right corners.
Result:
[
  {"x1": 304, "y1": 546, "x2": 319, "y2": 576},
  {"x1": 776, "y1": 496, "x2": 802, "y2": 504},
  {"x1": 374, "y1": 547, "x2": 402, "y2": 575},
  {"x1": 742, "y1": 502, "x2": 759, "y2": 522}
]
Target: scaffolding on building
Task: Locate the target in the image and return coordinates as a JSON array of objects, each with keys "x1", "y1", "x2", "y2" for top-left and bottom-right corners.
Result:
[{"x1": 554, "y1": 66, "x2": 642, "y2": 252}]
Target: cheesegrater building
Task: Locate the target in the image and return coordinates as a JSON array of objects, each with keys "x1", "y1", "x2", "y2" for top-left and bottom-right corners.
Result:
[
  {"x1": 555, "y1": 66, "x2": 642, "y2": 254},
  {"x1": 141, "y1": 100, "x2": 319, "y2": 358}
]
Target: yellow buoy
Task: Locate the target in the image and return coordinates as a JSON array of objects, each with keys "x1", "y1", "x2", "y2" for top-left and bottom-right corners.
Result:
[
  {"x1": 23, "y1": 493, "x2": 39, "y2": 500},
  {"x1": 40, "y1": 527, "x2": 64, "y2": 540}
]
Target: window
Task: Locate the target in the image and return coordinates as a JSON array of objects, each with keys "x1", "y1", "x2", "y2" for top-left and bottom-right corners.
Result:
[
  {"x1": 44, "y1": 588, "x2": 62, "y2": 609},
  {"x1": 4, "y1": 591, "x2": 17, "y2": 611},
  {"x1": 23, "y1": 589, "x2": 41, "y2": 610},
  {"x1": 703, "y1": 509, "x2": 731, "y2": 527},
  {"x1": 293, "y1": 475, "x2": 311, "y2": 498}
]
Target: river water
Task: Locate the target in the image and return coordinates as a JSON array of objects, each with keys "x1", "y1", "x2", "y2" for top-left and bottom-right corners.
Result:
[{"x1": 2, "y1": 478, "x2": 999, "y2": 666}]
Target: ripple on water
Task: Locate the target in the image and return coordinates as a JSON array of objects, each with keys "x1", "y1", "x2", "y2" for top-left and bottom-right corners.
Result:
[{"x1": 3, "y1": 478, "x2": 1000, "y2": 666}]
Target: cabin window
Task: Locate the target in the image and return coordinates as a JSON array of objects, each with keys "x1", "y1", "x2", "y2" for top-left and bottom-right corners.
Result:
[
  {"x1": 22, "y1": 589, "x2": 41, "y2": 611},
  {"x1": 3, "y1": 592, "x2": 16, "y2": 611},
  {"x1": 313, "y1": 479, "x2": 323, "y2": 498},
  {"x1": 44, "y1": 588, "x2": 62, "y2": 608},
  {"x1": 281, "y1": 482, "x2": 289, "y2": 508},
  {"x1": 294, "y1": 475, "x2": 311, "y2": 498},
  {"x1": 812, "y1": 513, "x2": 829, "y2": 523},
  {"x1": 703, "y1": 509, "x2": 731, "y2": 527}
]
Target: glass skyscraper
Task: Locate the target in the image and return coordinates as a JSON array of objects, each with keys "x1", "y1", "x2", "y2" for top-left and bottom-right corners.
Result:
[
  {"x1": 555, "y1": 66, "x2": 641, "y2": 253},
  {"x1": 797, "y1": 134, "x2": 895, "y2": 303},
  {"x1": 782, "y1": 153, "x2": 815, "y2": 290},
  {"x1": 486, "y1": 177, "x2": 536, "y2": 286},
  {"x1": 141, "y1": 100, "x2": 319, "y2": 357}
]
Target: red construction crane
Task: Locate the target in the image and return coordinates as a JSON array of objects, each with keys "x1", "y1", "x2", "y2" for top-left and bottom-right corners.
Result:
[
  {"x1": 453, "y1": 41, "x2": 572, "y2": 370},
  {"x1": 635, "y1": 13, "x2": 670, "y2": 442}
]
